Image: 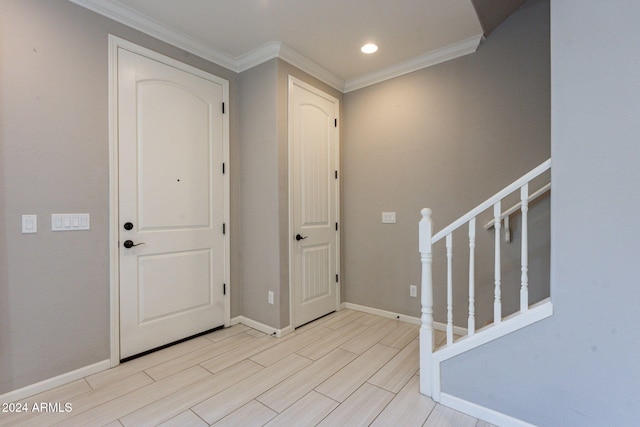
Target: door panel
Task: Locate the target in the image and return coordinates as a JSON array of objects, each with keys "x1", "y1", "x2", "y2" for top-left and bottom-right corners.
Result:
[
  {"x1": 137, "y1": 81, "x2": 212, "y2": 229},
  {"x1": 118, "y1": 47, "x2": 226, "y2": 359},
  {"x1": 290, "y1": 77, "x2": 340, "y2": 328}
]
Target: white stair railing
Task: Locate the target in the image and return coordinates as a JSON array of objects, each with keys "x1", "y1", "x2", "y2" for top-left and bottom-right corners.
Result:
[{"x1": 419, "y1": 159, "x2": 553, "y2": 400}]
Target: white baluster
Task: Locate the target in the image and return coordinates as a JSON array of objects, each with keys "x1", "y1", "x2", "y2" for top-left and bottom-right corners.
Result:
[
  {"x1": 446, "y1": 233, "x2": 453, "y2": 345},
  {"x1": 419, "y1": 208, "x2": 434, "y2": 397},
  {"x1": 520, "y1": 184, "x2": 529, "y2": 312},
  {"x1": 468, "y1": 218, "x2": 476, "y2": 335},
  {"x1": 493, "y1": 201, "x2": 502, "y2": 324}
]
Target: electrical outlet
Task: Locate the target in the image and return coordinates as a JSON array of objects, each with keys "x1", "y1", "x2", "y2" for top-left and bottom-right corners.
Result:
[
  {"x1": 268, "y1": 291, "x2": 274, "y2": 305},
  {"x1": 410, "y1": 285, "x2": 417, "y2": 297}
]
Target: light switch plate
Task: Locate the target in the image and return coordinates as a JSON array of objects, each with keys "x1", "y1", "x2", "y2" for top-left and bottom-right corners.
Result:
[
  {"x1": 382, "y1": 212, "x2": 396, "y2": 223},
  {"x1": 51, "y1": 213, "x2": 90, "y2": 231},
  {"x1": 22, "y1": 215, "x2": 37, "y2": 233}
]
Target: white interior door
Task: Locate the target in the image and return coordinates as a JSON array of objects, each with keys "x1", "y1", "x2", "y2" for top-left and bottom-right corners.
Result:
[
  {"x1": 289, "y1": 77, "x2": 340, "y2": 328},
  {"x1": 117, "y1": 45, "x2": 228, "y2": 359}
]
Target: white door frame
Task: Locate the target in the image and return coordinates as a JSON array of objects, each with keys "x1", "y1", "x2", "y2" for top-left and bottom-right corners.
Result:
[
  {"x1": 287, "y1": 75, "x2": 340, "y2": 329},
  {"x1": 108, "y1": 35, "x2": 230, "y2": 366}
]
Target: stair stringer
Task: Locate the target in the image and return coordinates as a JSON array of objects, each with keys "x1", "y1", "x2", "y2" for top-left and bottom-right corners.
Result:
[{"x1": 420, "y1": 298, "x2": 553, "y2": 426}]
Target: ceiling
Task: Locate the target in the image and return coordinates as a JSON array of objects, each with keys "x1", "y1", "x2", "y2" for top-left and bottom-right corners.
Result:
[{"x1": 71, "y1": 0, "x2": 502, "y2": 92}]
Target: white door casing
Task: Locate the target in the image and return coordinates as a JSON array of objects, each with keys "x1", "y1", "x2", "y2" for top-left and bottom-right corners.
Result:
[
  {"x1": 109, "y1": 36, "x2": 229, "y2": 361},
  {"x1": 289, "y1": 76, "x2": 340, "y2": 328}
]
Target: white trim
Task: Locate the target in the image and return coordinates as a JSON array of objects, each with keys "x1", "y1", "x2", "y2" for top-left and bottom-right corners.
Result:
[
  {"x1": 440, "y1": 393, "x2": 537, "y2": 427},
  {"x1": 0, "y1": 360, "x2": 110, "y2": 403},
  {"x1": 108, "y1": 35, "x2": 121, "y2": 368},
  {"x1": 344, "y1": 34, "x2": 483, "y2": 93},
  {"x1": 433, "y1": 300, "x2": 553, "y2": 362},
  {"x1": 71, "y1": 0, "x2": 483, "y2": 93},
  {"x1": 70, "y1": 0, "x2": 237, "y2": 71},
  {"x1": 287, "y1": 76, "x2": 341, "y2": 330},
  {"x1": 344, "y1": 303, "x2": 420, "y2": 325},
  {"x1": 108, "y1": 35, "x2": 231, "y2": 364},
  {"x1": 277, "y1": 44, "x2": 345, "y2": 92},
  {"x1": 230, "y1": 316, "x2": 293, "y2": 338}
]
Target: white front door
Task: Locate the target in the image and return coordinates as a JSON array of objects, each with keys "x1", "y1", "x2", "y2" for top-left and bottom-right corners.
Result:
[
  {"x1": 289, "y1": 77, "x2": 340, "y2": 328},
  {"x1": 117, "y1": 44, "x2": 228, "y2": 359}
]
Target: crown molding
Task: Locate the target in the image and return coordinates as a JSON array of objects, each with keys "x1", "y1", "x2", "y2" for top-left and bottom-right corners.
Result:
[
  {"x1": 344, "y1": 34, "x2": 484, "y2": 93},
  {"x1": 69, "y1": 0, "x2": 238, "y2": 71},
  {"x1": 70, "y1": 0, "x2": 481, "y2": 94},
  {"x1": 276, "y1": 43, "x2": 346, "y2": 92}
]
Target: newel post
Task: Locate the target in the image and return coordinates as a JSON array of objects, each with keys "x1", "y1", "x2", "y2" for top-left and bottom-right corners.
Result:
[{"x1": 419, "y1": 208, "x2": 434, "y2": 397}]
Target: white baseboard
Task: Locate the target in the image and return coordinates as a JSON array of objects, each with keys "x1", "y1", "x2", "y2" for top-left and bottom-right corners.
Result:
[
  {"x1": 0, "y1": 359, "x2": 111, "y2": 403},
  {"x1": 344, "y1": 303, "x2": 420, "y2": 325},
  {"x1": 343, "y1": 302, "x2": 470, "y2": 336},
  {"x1": 230, "y1": 316, "x2": 293, "y2": 338},
  {"x1": 440, "y1": 393, "x2": 536, "y2": 427}
]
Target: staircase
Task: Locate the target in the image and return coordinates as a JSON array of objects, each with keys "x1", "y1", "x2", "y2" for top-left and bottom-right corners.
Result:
[{"x1": 419, "y1": 159, "x2": 553, "y2": 404}]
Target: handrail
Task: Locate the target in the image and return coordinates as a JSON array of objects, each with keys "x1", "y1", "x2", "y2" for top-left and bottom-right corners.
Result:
[
  {"x1": 431, "y1": 159, "x2": 551, "y2": 243},
  {"x1": 484, "y1": 182, "x2": 551, "y2": 230}
]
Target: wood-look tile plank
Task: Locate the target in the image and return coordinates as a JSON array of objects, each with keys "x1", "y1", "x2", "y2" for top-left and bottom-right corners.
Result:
[
  {"x1": 192, "y1": 353, "x2": 312, "y2": 424},
  {"x1": 250, "y1": 326, "x2": 331, "y2": 367},
  {"x1": 379, "y1": 322, "x2": 419, "y2": 349},
  {"x1": 145, "y1": 332, "x2": 255, "y2": 381},
  {"x1": 120, "y1": 359, "x2": 263, "y2": 427},
  {"x1": 1, "y1": 371, "x2": 155, "y2": 427},
  {"x1": 54, "y1": 365, "x2": 211, "y2": 426},
  {"x1": 352, "y1": 312, "x2": 392, "y2": 326},
  {"x1": 199, "y1": 335, "x2": 281, "y2": 374},
  {"x1": 296, "y1": 321, "x2": 368, "y2": 360},
  {"x1": 211, "y1": 400, "x2": 277, "y2": 427},
  {"x1": 264, "y1": 391, "x2": 338, "y2": 427},
  {"x1": 423, "y1": 404, "x2": 478, "y2": 427},
  {"x1": 156, "y1": 410, "x2": 208, "y2": 427},
  {"x1": 85, "y1": 336, "x2": 211, "y2": 389},
  {"x1": 315, "y1": 343, "x2": 398, "y2": 402},
  {"x1": 320, "y1": 309, "x2": 365, "y2": 330},
  {"x1": 370, "y1": 375, "x2": 435, "y2": 426},
  {"x1": 0, "y1": 379, "x2": 93, "y2": 426},
  {"x1": 20, "y1": 379, "x2": 92, "y2": 405},
  {"x1": 368, "y1": 338, "x2": 419, "y2": 393},
  {"x1": 257, "y1": 348, "x2": 358, "y2": 413},
  {"x1": 317, "y1": 383, "x2": 394, "y2": 427},
  {"x1": 339, "y1": 321, "x2": 396, "y2": 354},
  {"x1": 3, "y1": 310, "x2": 489, "y2": 427},
  {"x1": 203, "y1": 324, "x2": 250, "y2": 342}
]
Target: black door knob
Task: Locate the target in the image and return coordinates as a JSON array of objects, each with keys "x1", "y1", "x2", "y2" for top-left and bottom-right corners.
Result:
[
  {"x1": 123, "y1": 240, "x2": 145, "y2": 249},
  {"x1": 123, "y1": 222, "x2": 134, "y2": 230},
  {"x1": 295, "y1": 234, "x2": 308, "y2": 241}
]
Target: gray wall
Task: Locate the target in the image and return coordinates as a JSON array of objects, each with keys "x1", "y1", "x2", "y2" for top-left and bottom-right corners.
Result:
[
  {"x1": 0, "y1": 0, "x2": 240, "y2": 394},
  {"x1": 342, "y1": 0, "x2": 550, "y2": 326},
  {"x1": 238, "y1": 60, "x2": 281, "y2": 328},
  {"x1": 238, "y1": 59, "x2": 342, "y2": 329},
  {"x1": 441, "y1": 0, "x2": 640, "y2": 425}
]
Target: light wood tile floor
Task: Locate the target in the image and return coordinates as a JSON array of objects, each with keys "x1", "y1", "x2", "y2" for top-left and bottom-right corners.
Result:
[{"x1": 0, "y1": 310, "x2": 495, "y2": 426}]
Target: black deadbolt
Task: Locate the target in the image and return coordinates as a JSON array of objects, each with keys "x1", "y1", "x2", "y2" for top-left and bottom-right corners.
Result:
[{"x1": 123, "y1": 222, "x2": 134, "y2": 230}]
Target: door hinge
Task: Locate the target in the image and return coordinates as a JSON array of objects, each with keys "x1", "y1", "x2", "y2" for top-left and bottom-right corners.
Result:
[
  {"x1": 334, "y1": 118, "x2": 337, "y2": 127},
  {"x1": 222, "y1": 162, "x2": 225, "y2": 174},
  {"x1": 223, "y1": 283, "x2": 226, "y2": 295},
  {"x1": 222, "y1": 102, "x2": 225, "y2": 114},
  {"x1": 335, "y1": 222, "x2": 338, "y2": 231},
  {"x1": 336, "y1": 274, "x2": 339, "y2": 283},
  {"x1": 222, "y1": 223, "x2": 226, "y2": 235},
  {"x1": 334, "y1": 170, "x2": 338, "y2": 179}
]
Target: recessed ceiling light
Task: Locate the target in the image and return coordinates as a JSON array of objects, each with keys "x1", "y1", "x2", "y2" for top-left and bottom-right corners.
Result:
[{"x1": 361, "y1": 43, "x2": 379, "y2": 54}]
